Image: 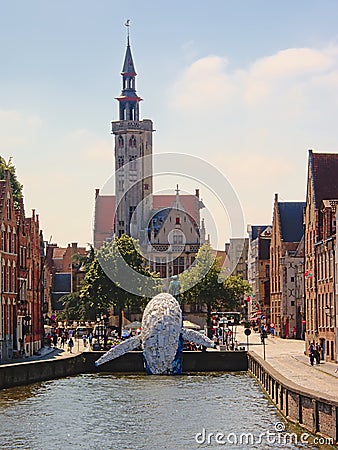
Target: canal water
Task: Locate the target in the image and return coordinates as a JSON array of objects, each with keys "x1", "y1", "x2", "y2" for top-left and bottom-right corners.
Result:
[{"x1": 0, "y1": 373, "x2": 321, "y2": 449}]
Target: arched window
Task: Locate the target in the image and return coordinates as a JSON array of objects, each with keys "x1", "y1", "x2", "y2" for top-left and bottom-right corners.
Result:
[
  {"x1": 118, "y1": 135, "x2": 124, "y2": 147},
  {"x1": 129, "y1": 135, "x2": 136, "y2": 147}
]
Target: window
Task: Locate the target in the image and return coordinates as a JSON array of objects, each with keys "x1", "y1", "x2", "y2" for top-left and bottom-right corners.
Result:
[
  {"x1": 173, "y1": 234, "x2": 183, "y2": 244},
  {"x1": 12, "y1": 265, "x2": 15, "y2": 292},
  {"x1": 173, "y1": 256, "x2": 185, "y2": 275},
  {"x1": 155, "y1": 257, "x2": 166, "y2": 278},
  {"x1": 117, "y1": 156, "x2": 124, "y2": 168},
  {"x1": 118, "y1": 135, "x2": 124, "y2": 147},
  {"x1": 6, "y1": 200, "x2": 10, "y2": 220},
  {"x1": 291, "y1": 276, "x2": 294, "y2": 282},
  {"x1": 129, "y1": 135, "x2": 137, "y2": 147},
  {"x1": 1, "y1": 264, "x2": 4, "y2": 292},
  {"x1": 176, "y1": 216, "x2": 180, "y2": 225},
  {"x1": 129, "y1": 154, "x2": 137, "y2": 170},
  {"x1": 7, "y1": 265, "x2": 10, "y2": 292},
  {"x1": 12, "y1": 233, "x2": 15, "y2": 254},
  {"x1": 265, "y1": 265, "x2": 270, "y2": 278}
]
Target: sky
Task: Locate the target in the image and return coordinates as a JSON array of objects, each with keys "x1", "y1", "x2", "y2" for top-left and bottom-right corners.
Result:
[{"x1": 1, "y1": 1, "x2": 338, "y2": 250}]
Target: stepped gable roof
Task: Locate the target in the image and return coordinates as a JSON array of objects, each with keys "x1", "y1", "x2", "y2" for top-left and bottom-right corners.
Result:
[
  {"x1": 310, "y1": 151, "x2": 338, "y2": 208},
  {"x1": 278, "y1": 202, "x2": 305, "y2": 243}
]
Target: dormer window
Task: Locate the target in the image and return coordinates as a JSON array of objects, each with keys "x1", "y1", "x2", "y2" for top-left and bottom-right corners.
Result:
[{"x1": 176, "y1": 216, "x2": 180, "y2": 225}]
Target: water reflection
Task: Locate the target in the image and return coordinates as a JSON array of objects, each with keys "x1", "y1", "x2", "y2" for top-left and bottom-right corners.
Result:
[{"x1": 0, "y1": 373, "x2": 321, "y2": 449}]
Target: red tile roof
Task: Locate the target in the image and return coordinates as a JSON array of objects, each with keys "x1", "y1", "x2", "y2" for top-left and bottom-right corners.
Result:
[
  {"x1": 310, "y1": 150, "x2": 338, "y2": 208},
  {"x1": 153, "y1": 194, "x2": 200, "y2": 222},
  {"x1": 93, "y1": 193, "x2": 200, "y2": 248}
]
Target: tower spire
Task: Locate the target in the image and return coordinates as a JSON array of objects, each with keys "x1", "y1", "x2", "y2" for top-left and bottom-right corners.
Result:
[{"x1": 116, "y1": 19, "x2": 142, "y2": 121}]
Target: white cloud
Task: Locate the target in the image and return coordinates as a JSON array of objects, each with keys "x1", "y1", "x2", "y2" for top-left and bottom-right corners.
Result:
[
  {"x1": 171, "y1": 56, "x2": 237, "y2": 109},
  {"x1": 171, "y1": 45, "x2": 338, "y2": 110},
  {"x1": 0, "y1": 109, "x2": 42, "y2": 148}
]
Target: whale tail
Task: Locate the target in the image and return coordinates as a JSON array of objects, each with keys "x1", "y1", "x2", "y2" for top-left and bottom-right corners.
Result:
[
  {"x1": 94, "y1": 336, "x2": 141, "y2": 367},
  {"x1": 181, "y1": 328, "x2": 216, "y2": 348}
]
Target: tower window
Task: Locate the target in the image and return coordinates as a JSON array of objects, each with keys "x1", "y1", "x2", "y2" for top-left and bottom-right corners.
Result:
[
  {"x1": 129, "y1": 135, "x2": 137, "y2": 147},
  {"x1": 118, "y1": 135, "x2": 124, "y2": 147},
  {"x1": 129, "y1": 154, "x2": 137, "y2": 170},
  {"x1": 117, "y1": 156, "x2": 124, "y2": 168}
]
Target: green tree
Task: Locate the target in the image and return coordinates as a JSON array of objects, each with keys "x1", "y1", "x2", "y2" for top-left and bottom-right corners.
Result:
[
  {"x1": 72, "y1": 244, "x2": 96, "y2": 272},
  {"x1": 222, "y1": 275, "x2": 252, "y2": 311},
  {"x1": 180, "y1": 243, "x2": 251, "y2": 336},
  {"x1": 79, "y1": 234, "x2": 159, "y2": 334},
  {"x1": 0, "y1": 156, "x2": 23, "y2": 208}
]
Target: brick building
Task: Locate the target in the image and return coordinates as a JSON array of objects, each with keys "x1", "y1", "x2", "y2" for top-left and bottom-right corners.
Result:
[
  {"x1": 304, "y1": 150, "x2": 338, "y2": 361},
  {"x1": 0, "y1": 170, "x2": 43, "y2": 361},
  {"x1": 44, "y1": 242, "x2": 87, "y2": 318},
  {"x1": 270, "y1": 193, "x2": 305, "y2": 338},
  {"x1": 247, "y1": 225, "x2": 272, "y2": 323}
]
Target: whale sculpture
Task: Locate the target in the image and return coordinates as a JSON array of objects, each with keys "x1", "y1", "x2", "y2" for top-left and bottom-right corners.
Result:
[{"x1": 95, "y1": 292, "x2": 216, "y2": 374}]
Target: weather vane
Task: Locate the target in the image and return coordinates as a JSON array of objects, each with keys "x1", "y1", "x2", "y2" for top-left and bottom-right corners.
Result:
[{"x1": 125, "y1": 19, "x2": 130, "y2": 39}]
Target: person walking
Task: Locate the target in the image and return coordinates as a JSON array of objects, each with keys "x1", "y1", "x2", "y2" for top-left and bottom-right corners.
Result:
[
  {"x1": 315, "y1": 343, "x2": 321, "y2": 365},
  {"x1": 88, "y1": 332, "x2": 93, "y2": 348},
  {"x1": 60, "y1": 332, "x2": 66, "y2": 348},
  {"x1": 68, "y1": 337, "x2": 74, "y2": 353},
  {"x1": 308, "y1": 342, "x2": 315, "y2": 366}
]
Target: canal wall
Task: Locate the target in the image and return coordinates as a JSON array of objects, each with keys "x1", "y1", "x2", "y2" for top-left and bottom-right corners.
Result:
[
  {"x1": 248, "y1": 352, "x2": 338, "y2": 445},
  {"x1": 0, "y1": 350, "x2": 248, "y2": 389},
  {"x1": 0, "y1": 354, "x2": 86, "y2": 389},
  {"x1": 86, "y1": 349, "x2": 248, "y2": 373}
]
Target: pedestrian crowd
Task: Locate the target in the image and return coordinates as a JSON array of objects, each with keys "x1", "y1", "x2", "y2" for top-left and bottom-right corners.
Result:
[{"x1": 45, "y1": 328, "x2": 94, "y2": 353}]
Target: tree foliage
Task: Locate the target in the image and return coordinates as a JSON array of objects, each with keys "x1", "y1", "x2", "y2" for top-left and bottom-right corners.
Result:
[
  {"x1": 0, "y1": 156, "x2": 23, "y2": 208},
  {"x1": 76, "y1": 234, "x2": 159, "y2": 324},
  {"x1": 179, "y1": 243, "x2": 251, "y2": 334}
]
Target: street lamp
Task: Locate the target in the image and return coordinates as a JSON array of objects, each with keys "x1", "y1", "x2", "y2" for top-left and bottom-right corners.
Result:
[{"x1": 95, "y1": 314, "x2": 107, "y2": 350}]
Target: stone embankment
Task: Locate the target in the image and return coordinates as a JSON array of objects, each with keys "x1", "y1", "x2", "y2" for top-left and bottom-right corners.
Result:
[{"x1": 242, "y1": 327, "x2": 338, "y2": 446}]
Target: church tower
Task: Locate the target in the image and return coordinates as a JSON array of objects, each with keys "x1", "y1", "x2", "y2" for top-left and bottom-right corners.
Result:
[{"x1": 111, "y1": 24, "x2": 153, "y2": 238}]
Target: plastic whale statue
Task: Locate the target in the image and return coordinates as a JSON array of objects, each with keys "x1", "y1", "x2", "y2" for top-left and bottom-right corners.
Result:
[{"x1": 95, "y1": 292, "x2": 216, "y2": 374}]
